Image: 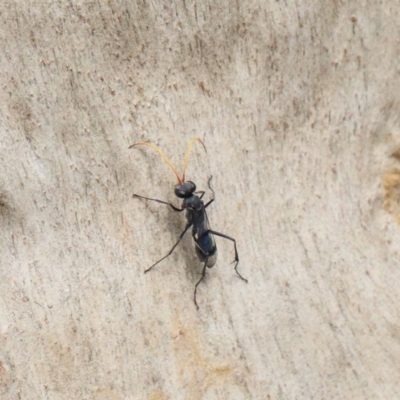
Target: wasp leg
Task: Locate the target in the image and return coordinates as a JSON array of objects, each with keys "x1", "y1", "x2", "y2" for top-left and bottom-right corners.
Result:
[
  {"x1": 207, "y1": 175, "x2": 215, "y2": 199},
  {"x1": 144, "y1": 222, "x2": 193, "y2": 273},
  {"x1": 192, "y1": 233, "x2": 217, "y2": 309},
  {"x1": 204, "y1": 198, "x2": 214, "y2": 208},
  {"x1": 194, "y1": 261, "x2": 208, "y2": 310},
  {"x1": 204, "y1": 176, "x2": 215, "y2": 208},
  {"x1": 195, "y1": 190, "x2": 205, "y2": 199},
  {"x1": 133, "y1": 194, "x2": 184, "y2": 212},
  {"x1": 206, "y1": 230, "x2": 248, "y2": 283}
]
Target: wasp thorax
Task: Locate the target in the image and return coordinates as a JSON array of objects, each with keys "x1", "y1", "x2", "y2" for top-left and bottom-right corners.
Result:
[{"x1": 175, "y1": 181, "x2": 196, "y2": 198}]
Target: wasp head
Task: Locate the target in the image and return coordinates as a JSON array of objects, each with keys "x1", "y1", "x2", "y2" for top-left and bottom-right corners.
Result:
[{"x1": 175, "y1": 181, "x2": 196, "y2": 198}]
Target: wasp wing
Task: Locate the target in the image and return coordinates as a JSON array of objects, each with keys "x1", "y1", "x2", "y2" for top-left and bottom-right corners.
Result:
[{"x1": 193, "y1": 207, "x2": 217, "y2": 267}]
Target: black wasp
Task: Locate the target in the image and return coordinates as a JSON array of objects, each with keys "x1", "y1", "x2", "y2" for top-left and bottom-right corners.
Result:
[{"x1": 130, "y1": 138, "x2": 247, "y2": 308}]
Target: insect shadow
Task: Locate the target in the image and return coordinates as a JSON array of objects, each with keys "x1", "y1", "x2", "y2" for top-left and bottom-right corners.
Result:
[{"x1": 130, "y1": 138, "x2": 248, "y2": 309}]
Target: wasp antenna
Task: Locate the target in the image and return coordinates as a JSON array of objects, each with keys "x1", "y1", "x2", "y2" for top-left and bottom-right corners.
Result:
[
  {"x1": 130, "y1": 142, "x2": 182, "y2": 183},
  {"x1": 182, "y1": 138, "x2": 207, "y2": 182}
]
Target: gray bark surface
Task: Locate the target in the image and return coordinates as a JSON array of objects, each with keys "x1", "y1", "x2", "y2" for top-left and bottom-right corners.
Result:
[{"x1": 1, "y1": 1, "x2": 400, "y2": 399}]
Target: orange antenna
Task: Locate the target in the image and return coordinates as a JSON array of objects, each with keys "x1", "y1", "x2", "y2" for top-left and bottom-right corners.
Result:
[
  {"x1": 129, "y1": 142, "x2": 182, "y2": 183},
  {"x1": 182, "y1": 137, "x2": 206, "y2": 182}
]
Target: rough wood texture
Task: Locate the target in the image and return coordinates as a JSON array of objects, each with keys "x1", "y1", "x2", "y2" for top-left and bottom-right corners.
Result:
[{"x1": 1, "y1": 1, "x2": 400, "y2": 399}]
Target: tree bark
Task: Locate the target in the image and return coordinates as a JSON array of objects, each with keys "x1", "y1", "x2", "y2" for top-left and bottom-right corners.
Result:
[{"x1": 1, "y1": 1, "x2": 400, "y2": 399}]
